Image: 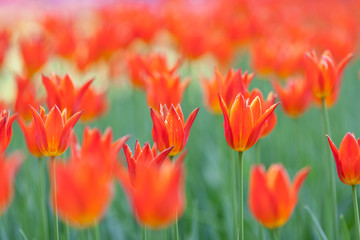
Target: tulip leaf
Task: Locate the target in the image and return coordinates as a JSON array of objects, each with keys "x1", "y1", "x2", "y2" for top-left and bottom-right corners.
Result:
[
  {"x1": 340, "y1": 215, "x2": 350, "y2": 240},
  {"x1": 304, "y1": 205, "x2": 328, "y2": 240}
]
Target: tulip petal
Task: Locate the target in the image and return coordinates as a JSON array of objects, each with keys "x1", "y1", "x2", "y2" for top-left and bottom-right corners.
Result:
[
  {"x1": 326, "y1": 135, "x2": 346, "y2": 183},
  {"x1": 249, "y1": 165, "x2": 278, "y2": 228},
  {"x1": 218, "y1": 93, "x2": 234, "y2": 149},
  {"x1": 247, "y1": 103, "x2": 279, "y2": 149},
  {"x1": 165, "y1": 106, "x2": 185, "y2": 155},
  {"x1": 151, "y1": 108, "x2": 170, "y2": 151},
  {"x1": 292, "y1": 166, "x2": 310, "y2": 194},
  {"x1": 338, "y1": 133, "x2": 360, "y2": 184},
  {"x1": 183, "y1": 108, "x2": 199, "y2": 147}
]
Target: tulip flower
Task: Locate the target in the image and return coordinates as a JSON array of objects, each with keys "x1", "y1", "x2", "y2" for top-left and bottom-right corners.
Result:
[
  {"x1": 304, "y1": 50, "x2": 352, "y2": 99},
  {"x1": 0, "y1": 152, "x2": 23, "y2": 216},
  {"x1": 42, "y1": 74, "x2": 93, "y2": 117},
  {"x1": 49, "y1": 127, "x2": 128, "y2": 228},
  {"x1": 0, "y1": 30, "x2": 10, "y2": 69},
  {"x1": 0, "y1": 111, "x2": 17, "y2": 154},
  {"x1": 327, "y1": 133, "x2": 360, "y2": 239},
  {"x1": 145, "y1": 73, "x2": 190, "y2": 112},
  {"x1": 248, "y1": 89, "x2": 277, "y2": 138},
  {"x1": 18, "y1": 117, "x2": 43, "y2": 157},
  {"x1": 251, "y1": 36, "x2": 308, "y2": 78},
  {"x1": 249, "y1": 164, "x2": 310, "y2": 229},
  {"x1": 271, "y1": 76, "x2": 312, "y2": 118},
  {"x1": 127, "y1": 53, "x2": 181, "y2": 89},
  {"x1": 30, "y1": 105, "x2": 82, "y2": 157},
  {"x1": 327, "y1": 133, "x2": 360, "y2": 185},
  {"x1": 77, "y1": 87, "x2": 108, "y2": 122},
  {"x1": 15, "y1": 75, "x2": 42, "y2": 121},
  {"x1": 117, "y1": 141, "x2": 185, "y2": 229},
  {"x1": 218, "y1": 93, "x2": 279, "y2": 152},
  {"x1": 19, "y1": 35, "x2": 50, "y2": 78},
  {"x1": 201, "y1": 68, "x2": 254, "y2": 114},
  {"x1": 150, "y1": 104, "x2": 199, "y2": 157}
]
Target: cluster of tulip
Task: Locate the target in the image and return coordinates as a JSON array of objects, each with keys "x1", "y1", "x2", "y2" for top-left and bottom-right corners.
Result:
[{"x1": 0, "y1": 0, "x2": 359, "y2": 239}]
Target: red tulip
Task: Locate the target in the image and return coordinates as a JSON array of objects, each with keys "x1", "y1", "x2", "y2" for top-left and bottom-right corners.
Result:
[
  {"x1": 201, "y1": 68, "x2": 253, "y2": 114},
  {"x1": 145, "y1": 73, "x2": 190, "y2": 112},
  {"x1": 49, "y1": 127, "x2": 128, "y2": 228},
  {"x1": 248, "y1": 89, "x2": 277, "y2": 137},
  {"x1": 0, "y1": 111, "x2": 16, "y2": 154},
  {"x1": 0, "y1": 30, "x2": 10, "y2": 68},
  {"x1": 117, "y1": 141, "x2": 185, "y2": 228},
  {"x1": 18, "y1": 117, "x2": 43, "y2": 157},
  {"x1": 271, "y1": 76, "x2": 312, "y2": 117},
  {"x1": 30, "y1": 106, "x2": 82, "y2": 157},
  {"x1": 219, "y1": 93, "x2": 278, "y2": 152},
  {"x1": 249, "y1": 164, "x2": 310, "y2": 228},
  {"x1": 0, "y1": 152, "x2": 23, "y2": 216},
  {"x1": 42, "y1": 74, "x2": 93, "y2": 117},
  {"x1": 327, "y1": 133, "x2": 360, "y2": 185},
  {"x1": 19, "y1": 35, "x2": 50, "y2": 78},
  {"x1": 304, "y1": 50, "x2": 352, "y2": 99},
  {"x1": 77, "y1": 88, "x2": 108, "y2": 122},
  {"x1": 15, "y1": 75, "x2": 42, "y2": 121},
  {"x1": 151, "y1": 104, "x2": 199, "y2": 157}
]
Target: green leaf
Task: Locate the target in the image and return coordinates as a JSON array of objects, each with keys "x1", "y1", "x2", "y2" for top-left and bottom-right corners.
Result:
[
  {"x1": 304, "y1": 205, "x2": 328, "y2": 240},
  {"x1": 340, "y1": 215, "x2": 350, "y2": 240}
]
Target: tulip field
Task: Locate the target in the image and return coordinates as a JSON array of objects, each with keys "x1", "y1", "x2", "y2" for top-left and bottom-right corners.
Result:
[{"x1": 1, "y1": 0, "x2": 360, "y2": 240}]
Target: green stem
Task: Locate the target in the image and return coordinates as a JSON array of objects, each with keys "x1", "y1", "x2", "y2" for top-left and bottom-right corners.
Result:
[
  {"x1": 51, "y1": 157, "x2": 60, "y2": 240},
  {"x1": 163, "y1": 228, "x2": 168, "y2": 240},
  {"x1": 254, "y1": 143, "x2": 263, "y2": 239},
  {"x1": 238, "y1": 151, "x2": 244, "y2": 240},
  {"x1": 65, "y1": 221, "x2": 70, "y2": 240},
  {"x1": 352, "y1": 185, "x2": 360, "y2": 240},
  {"x1": 258, "y1": 223, "x2": 263, "y2": 240},
  {"x1": 231, "y1": 153, "x2": 238, "y2": 239},
  {"x1": 255, "y1": 141, "x2": 260, "y2": 164},
  {"x1": 272, "y1": 228, "x2": 280, "y2": 240},
  {"x1": 174, "y1": 214, "x2": 179, "y2": 240},
  {"x1": 143, "y1": 226, "x2": 147, "y2": 240},
  {"x1": 94, "y1": 224, "x2": 100, "y2": 240},
  {"x1": 38, "y1": 158, "x2": 49, "y2": 240},
  {"x1": 321, "y1": 98, "x2": 338, "y2": 240}
]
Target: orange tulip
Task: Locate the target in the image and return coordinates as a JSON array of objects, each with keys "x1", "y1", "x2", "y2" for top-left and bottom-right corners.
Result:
[
  {"x1": 0, "y1": 152, "x2": 23, "y2": 215},
  {"x1": 248, "y1": 89, "x2": 277, "y2": 137},
  {"x1": 251, "y1": 36, "x2": 308, "y2": 78},
  {"x1": 0, "y1": 30, "x2": 10, "y2": 68},
  {"x1": 42, "y1": 74, "x2": 93, "y2": 116},
  {"x1": 127, "y1": 53, "x2": 181, "y2": 89},
  {"x1": 77, "y1": 88, "x2": 108, "y2": 122},
  {"x1": 150, "y1": 104, "x2": 199, "y2": 157},
  {"x1": 327, "y1": 133, "x2": 360, "y2": 185},
  {"x1": 49, "y1": 127, "x2": 128, "y2": 228},
  {"x1": 201, "y1": 68, "x2": 254, "y2": 114},
  {"x1": 30, "y1": 105, "x2": 82, "y2": 157},
  {"x1": 249, "y1": 164, "x2": 310, "y2": 228},
  {"x1": 304, "y1": 50, "x2": 353, "y2": 99},
  {"x1": 18, "y1": 117, "x2": 43, "y2": 157},
  {"x1": 15, "y1": 75, "x2": 42, "y2": 121},
  {"x1": 271, "y1": 76, "x2": 312, "y2": 117},
  {"x1": 19, "y1": 35, "x2": 50, "y2": 78},
  {"x1": 146, "y1": 73, "x2": 190, "y2": 112},
  {"x1": 117, "y1": 141, "x2": 185, "y2": 228},
  {"x1": 219, "y1": 93, "x2": 279, "y2": 152},
  {"x1": 0, "y1": 111, "x2": 16, "y2": 154}
]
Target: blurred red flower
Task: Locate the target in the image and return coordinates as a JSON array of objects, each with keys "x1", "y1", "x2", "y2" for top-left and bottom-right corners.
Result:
[
  {"x1": 117, "y1": 141, "x2": 185, "y2": 229},
  {"x1": 249, "y1": 164, "x2": 310, "y2": 228}
]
